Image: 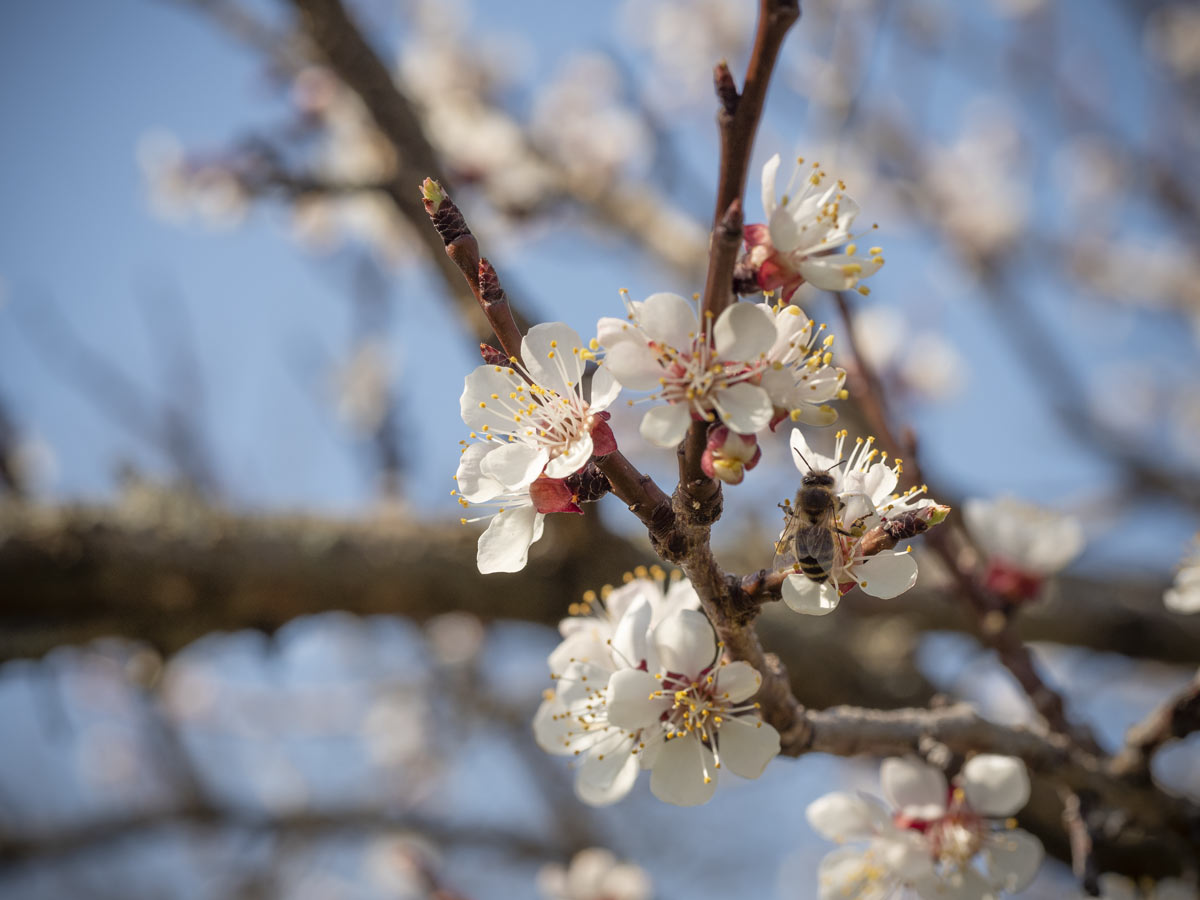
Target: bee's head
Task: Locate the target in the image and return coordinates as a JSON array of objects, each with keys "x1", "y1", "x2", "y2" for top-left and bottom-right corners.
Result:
[{"x1": 801, "y1": 471, "x2": 836, "y2": 488}]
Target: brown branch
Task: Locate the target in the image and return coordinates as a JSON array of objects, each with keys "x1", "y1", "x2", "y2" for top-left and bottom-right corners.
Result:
[
  {"x1": 700, "y1": 0, "x2": 800, "y2": 324},
  {"x1": 1110, "y1": 671, "x2": 1200, "y2": 781},
  {"x1": 284, "y1": 0, "x2": 530, "y2": 342}
]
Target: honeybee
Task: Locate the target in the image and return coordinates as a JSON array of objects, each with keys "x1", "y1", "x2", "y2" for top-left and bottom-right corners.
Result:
[{"x1": 775, "y1": 452, "x2": 849, "y2": 583}]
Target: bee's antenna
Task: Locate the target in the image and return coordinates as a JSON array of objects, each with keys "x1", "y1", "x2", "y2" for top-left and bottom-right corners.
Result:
[{"x1": 792, "y1": 446, "x2": 815, "y2": 472}]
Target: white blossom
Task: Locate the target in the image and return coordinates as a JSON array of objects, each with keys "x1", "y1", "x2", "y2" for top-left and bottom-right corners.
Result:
[
  {"x1": 534, "y1": 577, "x2": 778, "y2": 807},
  {"x1": 807, "y1": 755, "x2": 1043, "y2": 900},
  {"x1": 1165, "y1": 534, "x2": 1200, "y2": 614},
  {"x1": 745, "y1": 153, "x2": 884, "y2": 298},
  {"x1": 598, "y1": 292, "x2": 841, "y2": 448},
  {"x1": 781, "y1": 429, "x2": 943, "y2": 616},
  {"x1": 963, "y1": 496, "x2": 1085, "y2": 579},
  {"x1": 459, "y1": 322, "x2": 619, "y2": 486},
  {"x1": 537, "y1": 848, "x2": 652, "y2": 900}
]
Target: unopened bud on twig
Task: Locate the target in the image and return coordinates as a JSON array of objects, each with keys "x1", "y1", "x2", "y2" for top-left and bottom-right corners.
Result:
[
  {"x1": 714, "y1": 60, "x2": 739, "y2": 116},
  {"x1": 479, "y1": 342, "x2": 509, "y2": 366},
  {"x1": 419, "y1": 177, "x2": 470, "y2": 246},
  {"x1": 478, "y1": 258, "x2": 507, "y2": 308}
]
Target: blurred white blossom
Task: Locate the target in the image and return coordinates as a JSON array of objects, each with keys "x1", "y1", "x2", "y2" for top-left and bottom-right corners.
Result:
[
  {"x1": 538, "y1": 848, "x2": 652, "y2": 900},
  {"x1": 1164, "y1": 534, "x2": 1200, "y2": 614}
]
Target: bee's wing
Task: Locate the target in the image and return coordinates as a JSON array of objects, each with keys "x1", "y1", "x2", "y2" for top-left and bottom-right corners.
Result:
[{"x1": 794, "y1": 523, "x2": 837, "y2": 571}]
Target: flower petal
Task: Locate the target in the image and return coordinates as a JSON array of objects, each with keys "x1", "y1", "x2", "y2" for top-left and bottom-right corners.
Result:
[
  {"x1": 715, "y1": 715, "x2": 779, "y2": 779},
  {"x1": 480, "y1": 441, "x2": 549, "y2": 490},
  {"x1": 714, "y1": 660, "x2": 762, "y2": 703},
  {"x1": 603, "y1": 340, "x2": 663, "y2": 391},
  {"x1": 961, "y1": 754, "x2": 1030, "y2": 817},
  {"x1": 544, "y1": 433, "x2": 593, "y2": 479},
  {"x1": 713, "y1": 302, "x2": 777, "y2": 361},
  {"x1": 611, "y1": 595, "x2": 657, "y2": 671},
  {"x1": 984, "y1": 828, "x2": 1043, "y2": 893},
  {"x1": 521, "y1": 322, "x2": 585, "y2": 395},
  {"x1": 781, "y1": 575, "x2": 840, "y2": 615},
  {"x1": 576, "y1": 742, "x2": 641, "y2": 807},
  {"x1": 713, "y1": 382, "x2": 773, "y2": 434},
  {"x1": 455, "y1": 442, "x2": 504, "y2": 503},
  {"x1": 649, "y1": 736, "x2": 718, "y2": 806},
  {"x1": 806, "y1": 792, "x2": 891, "y2": 841},
  {"x1": 476, "y1": 504, "x2": 542, "y2": 574},
  {"x1": 881, "y1": 757, "x2": 947, "y2": 820},
  {"x1": 816, "y1": 847, "x2": 895, "y2": 900},
  {"x1": 532, "y1": 695, "x2": 574, "y2": 756},
  {"x1": 638, "y1": 292, "x2": 697, "y2": 348},
  {"x1": 856, "y1": 551, "x2": 919, "y2": 599},
  {"x1": 589, "y1": 365, "x2": 622, "y2": 411},
  {"x1": 605, "y1": 668, "x2": 666, "y2": 730},
  {"x1": 790, "y1": 427, "x2": 839, "y2": 473},
  {"x1": 460, "y1": 365, "x2": 523, "y2": 432},
  {"x1": 640, "y1": 403, "x2": 693, "y2": 448},
  {"x1": 769, "y1": 203, "x2": 806, "y2": 256},
  {"x1": 761, "y1": 152, "x2": 781, "y2": 219},
  {"x1": 653, "y1": 608, "x2": 716, "y2": 677}
]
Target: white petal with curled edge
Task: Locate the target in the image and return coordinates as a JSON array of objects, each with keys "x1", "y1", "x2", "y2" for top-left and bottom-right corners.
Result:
[
  {"x1": 881, "y1": 757, "x2": 947, "y2": 820},
  {"x1": 543, "y1": 433, "x2": 593, "y2": 479},
  {"x1": 766, "y1": 301, "x2": 812, "y2": 354},
  {"x1": 839, "y1": 490, "x2": 876, "y2": 530},
  {"x1": 605, "y1": 668, "x2": 666, "y2": 730},
  {"x1": 653, "y1": 608, "x2": 716, "y2": 677},
  {"x1": 961, "y1": 754, "x2": 1031, "y2": 817},
  {"x1": 797, "y1": 254, "x2": 870, "y2": 292},
  {"x1": 611, "y1": 595, "x2": 656, "y2": 671},
  {"x1": 713, "y1": 382, "x2": 773, "y2": 434},
  {"x1": 455, "y1": 442, "x2": 504, "y2": 503},
  {"x1": 476, "y1": 504, "x2": 541, "y2": 574},
  {"x1": 714, "y1": 660, "x2": 762, "y2": 703},
  {"x1": 576, "y1": 744, "x2": 640, "y2": 807},
  {"x1": 715, "y1": 715, "x2": 779, "y2": 779},
  {"x1": 984, "y1": 828, "x2": 1043, "y2": 893},
  {"x1": 638, "y1": 292, "x2": 697, "y2": 348},
  {"x1": 806, "y1": 792, "x2": 890, "y2": 841},
  {"x1": 856, "y1": 551, "x2": 919, "y2": 600},
  {"x1": 789, "y1": 402, "x2": 839, "y2": 427},
  {"x1": 649, "y1": 736, "x2": 718, "y2": 806},
  {"x1": 781, "y1": 575, "x2": 840, "y2": 615},
  {"x1": 790, "y1": 428, "x2": 838, "y2": 474},
  {"x1": 589, "y1": 365, "x2": 622, "y2": 411},
  {"x1": 857, "y1": 462, "x2": 899, "y2": 506},
  {"x1": 639, "y1": 403, "x2": 693, "y2": 448},
  {"x1": 521, "y1": 322, "x2": 585, "y2": 395},
  {"x1": 480, "y1": 441, "x2": 548, "y2": 490},
  {"x1": 761, "y1": 152, "x2": 781, "y2": 219},
  {"x1": 713, "y1": 302, "x2": 777, "y2": 361},
  {"x1": 596, "y1": 315, "x2": 637, "y2": 348}
]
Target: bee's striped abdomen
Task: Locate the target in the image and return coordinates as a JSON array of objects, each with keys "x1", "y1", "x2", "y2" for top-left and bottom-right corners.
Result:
[{"x1": 798, "y1": 557, "x2": 830, "y2": 582}]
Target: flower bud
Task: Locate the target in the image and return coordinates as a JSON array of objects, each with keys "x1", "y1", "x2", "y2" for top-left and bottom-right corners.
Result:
[{"x1": 700, "y1": 425, "x2": 761, "y2": 485}]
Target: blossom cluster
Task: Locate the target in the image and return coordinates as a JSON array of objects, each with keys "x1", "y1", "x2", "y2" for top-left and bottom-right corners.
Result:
[
  {"x1": 453, "y1": 322, "x2": 619, "y2": 573},
  {"x1": 807, "y1": 755, "x2": 1043, "y2": 899},
  {"x1": 778, "y1": 429, "x2": 949, "y2": 616},
  {"x1": 533, "y1": 571, "x2": 780, "y2": 807}
]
